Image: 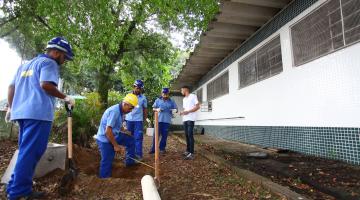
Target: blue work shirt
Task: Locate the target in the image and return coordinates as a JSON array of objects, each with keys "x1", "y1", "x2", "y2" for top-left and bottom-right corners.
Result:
[
  {"x1": 125, "y1": 94, "x2": 147, "y2": 121},
  {"x1": 153, "y1": 97, "x2": 177, "y2": 124},
  {"x1": 95, "y1": 103, "x2": 123, "y2": 143},
  {"x1": 10, "y1": 54, "x2": 60, "y2": 122}
]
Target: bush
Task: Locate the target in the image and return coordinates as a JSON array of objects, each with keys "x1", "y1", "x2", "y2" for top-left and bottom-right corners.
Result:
[{"x1": 51, "y1": 91, "x2": 124, "y2": 147}]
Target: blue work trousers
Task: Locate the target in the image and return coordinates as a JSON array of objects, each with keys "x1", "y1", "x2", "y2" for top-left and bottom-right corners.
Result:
[
  {"x1": 96, "y1": 133, "x2": 135, "y2": 178},
  {"x1": 126, "y1": 121, "x2": 143, "y2": 158},
  {"x1": 6, "y1": 119, "x2": 52, "y2": 200},
  {"x1": 150, "y1": 122, "x2": 170, "y2": 152},
  {"x1": 183, "y1": 121, "x2": 195, "y2": 153}
]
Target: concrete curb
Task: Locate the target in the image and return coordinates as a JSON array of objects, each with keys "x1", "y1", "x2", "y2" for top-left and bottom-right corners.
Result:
[{"x1": 172, "y1": 134, "x2": 309, "y2": 200}]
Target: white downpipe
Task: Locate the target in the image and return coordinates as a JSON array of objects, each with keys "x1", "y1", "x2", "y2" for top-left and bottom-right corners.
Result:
[{"x1": 141, "y1": 175, "x2": 161, "y2": 200}]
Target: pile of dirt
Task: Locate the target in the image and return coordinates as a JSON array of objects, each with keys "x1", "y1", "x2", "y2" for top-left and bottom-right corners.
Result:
[{"x1": 1, "y1": 136, "x2": 282, "y2": 199}]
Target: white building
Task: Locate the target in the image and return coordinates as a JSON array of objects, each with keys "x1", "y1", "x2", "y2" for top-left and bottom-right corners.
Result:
[{"x1": 171, "y1": 0, "x2": 360, "y2": 165}]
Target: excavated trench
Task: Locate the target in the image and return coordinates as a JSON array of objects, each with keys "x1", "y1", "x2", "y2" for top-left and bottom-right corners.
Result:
[{"x1": 72, "y1": 145, "x2": 153, "y2": 179}]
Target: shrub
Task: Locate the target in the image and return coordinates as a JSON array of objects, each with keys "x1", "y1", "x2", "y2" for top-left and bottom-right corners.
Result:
[{"x1": 51, "y1": 91, "x2": 123, "y2": 147}]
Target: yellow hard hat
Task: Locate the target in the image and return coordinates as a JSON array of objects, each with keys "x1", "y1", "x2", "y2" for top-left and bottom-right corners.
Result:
[{"x1": 123, "y1": 93, "x2": 138, "y2": 107}]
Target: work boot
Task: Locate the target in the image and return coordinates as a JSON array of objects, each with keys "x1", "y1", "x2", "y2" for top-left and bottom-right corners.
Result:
[
  {"x1": 184, "y1": 153, "x2": 194, "y2": 160},
  {"x1": 160, "y1": 150, "x2": 166, "y2": 155},
  {"x1": 182, "y1": 151, "x2": 190, "y2": 156}
]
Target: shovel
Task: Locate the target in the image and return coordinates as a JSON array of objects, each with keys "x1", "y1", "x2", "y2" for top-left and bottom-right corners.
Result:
[{"x1": 59, "y1": 103, "x2": 79, "y2": 195}]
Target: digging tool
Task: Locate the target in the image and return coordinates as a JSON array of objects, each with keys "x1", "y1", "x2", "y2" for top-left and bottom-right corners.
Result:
[
  {"x1": 154, "y1": 111, "x2": 160, "y2": 187},
  {"x1": 59, "y1": 103, "x2": 79, "y2": 195},
  {"x1": 130, "y1": 157, "x2": 155, "y2": 170},
  {"x1": 115, "y1": 153, "x2": 155, "y2": 170}
]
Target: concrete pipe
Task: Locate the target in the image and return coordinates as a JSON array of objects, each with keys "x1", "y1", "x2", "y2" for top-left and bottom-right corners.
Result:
[{"x1": 141, "y1": 175, "x2": 161, "y2": 200}]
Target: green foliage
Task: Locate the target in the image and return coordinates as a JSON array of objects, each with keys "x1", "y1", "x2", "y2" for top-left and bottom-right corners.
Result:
[
  {"x1": 51, "y1": 91, "x2": 124, "y2": 146},
  {"x1": 0, "y1": 0, "x2": 219, "y2": 108}
]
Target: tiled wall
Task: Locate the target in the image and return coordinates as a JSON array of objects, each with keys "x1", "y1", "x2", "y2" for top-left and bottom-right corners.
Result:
[{"x1": 171, "y1": 125, "x2": 360, "y2": 165}]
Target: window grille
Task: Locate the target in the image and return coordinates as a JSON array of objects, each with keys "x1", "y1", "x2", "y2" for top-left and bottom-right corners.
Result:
[
  {"x1": 239, "y1": 36, "x2": 282, "y2": 88},
  {"x1": 207, "y1": 71, "x2": 229, "y2": 101},
  {"x1": 291, "y1": 0, "x2": 360, "y2": 66},
  {"x1": 196, "y1": 88, "x2": 203, "y2": 103}
]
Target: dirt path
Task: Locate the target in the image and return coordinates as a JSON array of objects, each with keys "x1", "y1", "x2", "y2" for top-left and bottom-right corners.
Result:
[{"x1": 0, "y1": 136, "x2": 281, "y2": 200}]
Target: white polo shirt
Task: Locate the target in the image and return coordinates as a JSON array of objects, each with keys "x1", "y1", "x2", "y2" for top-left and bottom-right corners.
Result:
[{"x1": 182, "y1": 93, "x2": 199, "y2": 122}]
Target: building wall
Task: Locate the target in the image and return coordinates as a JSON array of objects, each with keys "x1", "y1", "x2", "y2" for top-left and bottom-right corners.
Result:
[
  {"x1": 197, "y1": 0, "x2": 360, "y2": 127},
  {"x1": 171, "y1": 0, "x2": 360, "y2": 165},
  {"x1": 171, "y1": 96, "x2": 184, "y2": 125}
]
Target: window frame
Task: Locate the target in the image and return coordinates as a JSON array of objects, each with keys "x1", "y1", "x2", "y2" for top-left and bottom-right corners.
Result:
[
  {"x1": 238, "y1": 35, "x2": 283, "y2": 89},
  {"x1": 206, "y1": 70, "x2": 229, "y2": 102},
  {"x1": 290, "y1": 0, "x2": 360, "y2": 67}
]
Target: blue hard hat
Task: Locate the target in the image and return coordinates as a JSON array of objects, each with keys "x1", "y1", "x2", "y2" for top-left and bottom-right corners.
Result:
[
  {"x1": 133, "y1": 80, "x2": 144, "y2": 88},
  {"x1": 162, "y1": 88, "x2": 169, "y2": 94},
  {"x1": 46, "y1": 37, "x2": 74, "y2": 60}
]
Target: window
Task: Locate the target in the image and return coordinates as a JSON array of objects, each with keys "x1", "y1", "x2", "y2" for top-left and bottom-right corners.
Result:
[
  {"x1": 200, "y1": 101, "x2": 212, "y2": 112},
  {"x1": 196, "y1": 88, "x2": 203, "y2": 103},
  {"x1": 239, "y1": 36, "x2": 282, "y2": 88},
  {"x1": 207, "y1": 71, "x2": 229, "y2": 101},
  {"x1": 291, "y1": 0, "x2": 360, "y2": 66}
]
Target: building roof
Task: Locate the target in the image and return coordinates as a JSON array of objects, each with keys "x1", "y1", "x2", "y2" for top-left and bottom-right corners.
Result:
[{"x1": 172, "y1": 0, "x2": 291, "y2": 90}]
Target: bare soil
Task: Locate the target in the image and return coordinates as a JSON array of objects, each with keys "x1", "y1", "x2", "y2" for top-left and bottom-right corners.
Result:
[
  {"x1": 0, "y1": 136, "x2": 281, "y2": 200},
  {"x1": 197, "y1": 138, "x2": 360, "y2": 200}
]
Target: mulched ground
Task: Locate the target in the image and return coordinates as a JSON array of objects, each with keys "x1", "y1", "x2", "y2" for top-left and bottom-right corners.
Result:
[
  {"x1": 198, "y1": 141, "x2": 360, "y2": 200},
  {"x1": 0, "y1": 136, "x2": 282, "y2": 200}
]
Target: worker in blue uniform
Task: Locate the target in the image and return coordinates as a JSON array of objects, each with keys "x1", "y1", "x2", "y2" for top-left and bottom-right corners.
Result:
[
  {"x1": 149, "y1": 88, "x2": 178, "y2": 154},
  {"x1": 94, "y1": 93, "x2": 139, "y2": 178},
  {"x1": 5, "y1": 37, "x2": 75, "y2": 200},
  {"x1": 125, "y1": 80, "x2": 148, "y2": 160}
]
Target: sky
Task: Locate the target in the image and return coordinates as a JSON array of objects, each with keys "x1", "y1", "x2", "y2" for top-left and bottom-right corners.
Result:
[{"x1": 0, "y1": 39, "x2": 22, "y2": 100}]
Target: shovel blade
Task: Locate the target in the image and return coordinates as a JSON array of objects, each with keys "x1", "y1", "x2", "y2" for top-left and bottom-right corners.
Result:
[{"x1": 58, "y1": 159, "x2": 79, "y2": 196}]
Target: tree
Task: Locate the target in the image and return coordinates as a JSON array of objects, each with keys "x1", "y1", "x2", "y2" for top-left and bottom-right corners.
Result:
[{"x1": 0, "y1": 0, "x2": 218, "y2": 108}]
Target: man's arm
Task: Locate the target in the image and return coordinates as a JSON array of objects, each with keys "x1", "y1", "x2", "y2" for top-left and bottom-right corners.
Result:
[
  {"x1": 186, "y1": 103, "x2": 200, "y2": 114},
  {"x1": 7, "y1": 84, "x2": 15, "y2": 108},
  {"x1": 143, "y1": 108, "x2": 148, "y2": 120},
  {"x1": 40, "y1": 81, "x2": 66, "y2": 99},
  {"x1": 105, "y1": 126, "x2": 123, "y2": 152}
]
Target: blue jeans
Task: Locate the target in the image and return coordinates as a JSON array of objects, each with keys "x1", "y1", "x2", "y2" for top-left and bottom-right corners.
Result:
[
  {"x1": 96, "y1": 132, "x2": 136, "y2": 178},
  {"x1": 126, "y1": 121, "x2": 143, "y2": 158},
  {"x1": 183, "y1": 121, "x2": 195, "y2": 154},
  {"x1": 150, "y1": 122, "x2": 170, "y2": 152},
  {"x1": 7, "y1": 119, "x2": 52, "y2": 200}
]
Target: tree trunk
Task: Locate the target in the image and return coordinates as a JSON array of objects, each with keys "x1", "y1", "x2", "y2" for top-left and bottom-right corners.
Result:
[{"x1": 98, "y1": 65, "x2": 112, "y2": 110}]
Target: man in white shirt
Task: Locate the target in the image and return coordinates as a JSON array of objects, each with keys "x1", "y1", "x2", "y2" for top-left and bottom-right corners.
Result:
[{"x1": 180, "y1": 86, "x2": 200, "y2": 160}]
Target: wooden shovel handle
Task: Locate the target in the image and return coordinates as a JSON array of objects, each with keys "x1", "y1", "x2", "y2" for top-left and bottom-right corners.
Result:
[
  {"x1": 154, "y1": 111, "x2": 160, "y2": 182},
  {"x1": 68, "y1": 116, "x2": 73, "y2": 159}
]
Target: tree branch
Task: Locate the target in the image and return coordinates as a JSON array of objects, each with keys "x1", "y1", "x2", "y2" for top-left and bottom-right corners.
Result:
[
  {"x1": 35, "y1": 15, "x2": 54, "y2": 31},
  {"x1": 0, "y1": 25, "x2": 19, "y2": 38},
  {"x1": 110, "y1": 2, "x2": 146, "y2": 63},
  {"x1": 0, "y1": 16, "x2": 18, "y2": 28}
]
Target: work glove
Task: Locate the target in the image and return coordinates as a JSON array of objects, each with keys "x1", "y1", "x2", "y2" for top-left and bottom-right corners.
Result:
[
  {"x1": 154, "y1": 108, "x2": 161, "y2": 112},
  {"x1": 171, "y1": 109, "x2": 177, "y2": 118},
  {"x1": 63, "y1": 95, "x2": 75, "y2": 108},
  {"x1": 5, "y1": 109, "x2": 11, "y2": 123},
  {"x1": 146, "y1": 118, "x2": 151, "y2": 124}
]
